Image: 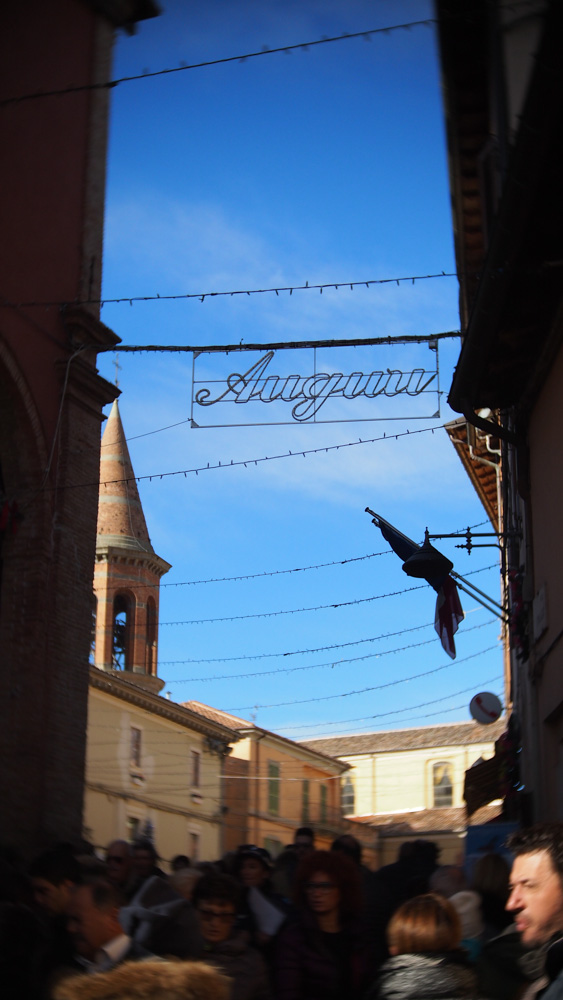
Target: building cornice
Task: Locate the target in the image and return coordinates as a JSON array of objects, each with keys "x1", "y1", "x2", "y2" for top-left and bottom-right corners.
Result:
[
  {"x1": 240, "y1": 727, "x2": 350, "y2": 774},
  {"x1": 89, "y1": 666, "x2": 240, "y2": 747},
  {"x1": 95, "y1": 542, "x2": 172, "y2": 579}
]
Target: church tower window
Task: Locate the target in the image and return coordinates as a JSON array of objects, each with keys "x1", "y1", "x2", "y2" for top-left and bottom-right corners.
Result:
[{"x1": 112, "y1": 593, "x2": 130, "y2": 670}]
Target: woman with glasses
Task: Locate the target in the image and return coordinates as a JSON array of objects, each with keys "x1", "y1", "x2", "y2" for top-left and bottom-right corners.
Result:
[
  {"x1": 274, "y1": 850, "x2": 370, "y2": 1000},
  {"x1": 193, "y1": 873, "x2": 272, "y2": 1000}
]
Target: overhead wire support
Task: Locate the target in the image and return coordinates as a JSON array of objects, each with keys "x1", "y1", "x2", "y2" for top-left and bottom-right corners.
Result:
[{"x1": 95, "y1": 331, "x2": 460, "y2": 355}]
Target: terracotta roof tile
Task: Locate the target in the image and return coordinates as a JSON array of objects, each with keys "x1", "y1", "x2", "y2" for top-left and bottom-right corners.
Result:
[
  {"x1": 354, "y1": 803, "x2": 502, "y2": 834},
  {"x1": 181, "y1": 701, "x2": 251, "y2": 730},
  {"x1": 302, "y1": 719, "x2": 506, "y2": 757},
  {"x1": 97, "y1": 400, "x2": 152, "y2": 549}
]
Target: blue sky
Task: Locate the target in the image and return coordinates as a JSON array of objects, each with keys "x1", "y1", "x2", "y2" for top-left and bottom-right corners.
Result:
[{"x1": 96, "y1": 0, "x2": 505, "y2": 739}]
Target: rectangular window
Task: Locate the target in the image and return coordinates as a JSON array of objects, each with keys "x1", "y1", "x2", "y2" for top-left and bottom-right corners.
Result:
[
  {"x1": 190, "y1": 831, "x2": 200, "y2": 861},
  {"x1": 130, "y1": 727, "x2": 142, "y2": 767},
  {"x1": 268, "y1": 761, "x2": 280, "y2": 815},
  {"x1": 320, "y1": 784, "x2": 327, "y2": 822},
  {"x1": 433, "y1": 762, "x2": 454, "y2": 808},
  {"x1": 302, "y1": 779, "x2": 310, "y2": 822},
  {"x1": 126, "y1": 816, "x2": 140, "y2": 842},
  {"x1": 341, "y1": 775, "x2": 355, "y2": 815},
  {"x1": 191, "y1": 749, "x2": 201, "y2": 788},
  {"x1": 264, "y1": 837, "x2": 284, "y2": 859}
]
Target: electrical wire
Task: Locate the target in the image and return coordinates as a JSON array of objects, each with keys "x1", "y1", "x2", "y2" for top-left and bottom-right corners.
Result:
[
  {"x1": 167, "y1": 620, "x2": 496, "y2": 682},
  {"x1": 223, "y1": 645, "x2": 500, "y2": 712}
]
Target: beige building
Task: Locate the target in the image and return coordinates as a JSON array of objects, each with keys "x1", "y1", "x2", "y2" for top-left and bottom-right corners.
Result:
[
  {"x1": 84, "y1": 401, "x2": 238, "y2": 863},
  {"x1": 85, "y1": 670, "x2": 238, "y2": 862},
  {"x1": 304, "y1": 720, "x2": 505, "y2": 864},
  {"x1": 184, "y1": 702, "x2": 378, "y2": 866}
]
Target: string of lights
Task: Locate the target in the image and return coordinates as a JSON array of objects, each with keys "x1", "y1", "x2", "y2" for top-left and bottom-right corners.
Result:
[
  {"x1": 41, "y1": 421, "x2": 456, "y2": 496},
  {"x1": 0, "y1": 19, "x2": 435, "y2": 109},
  {"x1": 102, "y1": 519, "x2": 490, "y2": 592},
  {"x1": 158, "y1": 549, "x2": 388, "y2": 589},
  {"x1": 281, "y1": 692, "x2": 503, "y2": 736},
  {"x1": 167, "y1": 621, "x2": 496, "y2": 684},
  {"x1": 224, "y1": 645, "x2": 500, "y2": 712},
  {"x1": 280, "y1": 678, "x2": 504, "y2": 734},
  {"x1": 161, "y1": 583, "x2": 424, "y2": 626},
  {"x1": 159, "y1": 616, "x2": 443, "y2": 665},
  {"x1": 158, "y1": 563, "x2": 496, "y2": 627},
  {"x1": 1, "y1": 275, "x2": 462, "y2": 310}
]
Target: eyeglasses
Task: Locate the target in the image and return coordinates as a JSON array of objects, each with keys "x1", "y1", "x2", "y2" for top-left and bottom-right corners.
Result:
[
  {"x1": 305, "y1": 881, "x2": 337, "y2": 892},
  {"x1": 107, "y1": 856, "x2": 126, "y2": 864},
  {"x1": 198, "y1": 907, "x2": 236, "y2": 923}
]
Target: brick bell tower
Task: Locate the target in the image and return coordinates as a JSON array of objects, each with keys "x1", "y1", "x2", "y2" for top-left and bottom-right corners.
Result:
[{"x1": 93, "y1": 400, "x2": 171, "y2": 694}]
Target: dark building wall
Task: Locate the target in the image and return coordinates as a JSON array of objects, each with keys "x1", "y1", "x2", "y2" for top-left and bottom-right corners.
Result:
[{"x1": 0, "y1": 1, "x2": 123, "y2": 855}]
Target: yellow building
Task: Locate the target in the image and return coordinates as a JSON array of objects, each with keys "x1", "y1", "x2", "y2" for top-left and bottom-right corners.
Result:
[
  {"x1": 183, "y1": 702, "x2": 377, "y2": 865},
  {"x1": 85, "y1": 669, "x2": 239, "y2": 862},
  {"x1": 304, "y1": 720, "x2": 506, "y2": 864}
]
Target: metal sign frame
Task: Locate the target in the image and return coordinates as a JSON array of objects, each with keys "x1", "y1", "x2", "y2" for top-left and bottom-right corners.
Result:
[{"x1": 190, "y1": 340, "x2": 441, "y2": 428}]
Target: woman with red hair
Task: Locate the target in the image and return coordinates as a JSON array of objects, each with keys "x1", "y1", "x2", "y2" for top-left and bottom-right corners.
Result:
[{"x1": 274, "y1": 850, "x2": 371, "y2": 1000}]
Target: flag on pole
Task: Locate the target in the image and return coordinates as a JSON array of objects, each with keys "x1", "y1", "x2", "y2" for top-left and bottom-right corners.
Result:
[
  {"x1": 434, "y1": 574, "x2": 464, "y2": 659},
  {"x1": 376, "y1": 515, "x2": 420, "y2": 563},
  {"x1": 367, "y1": 509, "x2": 464, "y2": 659}
]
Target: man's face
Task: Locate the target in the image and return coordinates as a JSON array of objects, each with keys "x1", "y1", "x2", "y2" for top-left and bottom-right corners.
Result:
[
  {"x1": 293, "y1": 835, "x2": 313, "y2": 859},
  {"x1": 106, "y1": 842, "x2": 132, "y2": 887},
  {"x1": 239, "y1": 857, "x2": 267, "y2": 888},
  {"x1": 66, "y1": 886, "x2": 117, "y2": 961},
  {"x1": 197, "y1": 900, "x2": 236, "y2": 944},
  {"x1": 507, "y1": 850, "x2": 563, "y2": 946},
  {"x1": 32, "y1": 877, "x2": 73, "y2": 916},
  {"x1": 133, "y1": 849, "x2": 155, "y2": 881}
]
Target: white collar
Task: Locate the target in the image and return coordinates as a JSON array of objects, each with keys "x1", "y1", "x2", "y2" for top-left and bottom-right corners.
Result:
[{"x1": 90, "y1": 933, "x2": 132, "y2": 972}]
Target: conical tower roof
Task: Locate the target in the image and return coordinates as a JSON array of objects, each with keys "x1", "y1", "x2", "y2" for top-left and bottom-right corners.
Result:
[{"x1": 97, "y1": 399, "x2": 153, "y2": 553}]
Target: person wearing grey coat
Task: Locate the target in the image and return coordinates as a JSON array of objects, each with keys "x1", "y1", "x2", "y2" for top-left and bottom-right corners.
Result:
[{"x1": 366, "y1": 950, "x2": 477, "y2": 1000}]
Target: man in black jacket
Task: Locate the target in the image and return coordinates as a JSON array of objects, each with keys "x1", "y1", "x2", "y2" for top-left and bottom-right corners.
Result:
[{"x1": 507, "y1": 823, "x2": 563, "y2": 1000}]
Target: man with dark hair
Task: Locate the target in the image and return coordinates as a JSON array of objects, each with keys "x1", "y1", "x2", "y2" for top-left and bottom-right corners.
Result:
[
  {"x1": 293, "y1": 827, "x2": 315, "y2": 862},
  {"x1": 29, "y1": 847, "x2": 82, "y2": 981},
  {"x1": 131, "y1": 838, "x2": 166, "y2": 889},
  {"x1": 67, "y1": 879, "x2": 150, "y2": 971},
  {"x1": 29, "y1": 848, "x2": 81, "y2": 917},
  {"x1": 171, "y1": 854, "x2": 190, "y2": 872},
  {"x1": 331, "y1": 834, "x2": 362, "y2": 867},
  {"x1": 105, "y1": 840, "x2": 135, "y2": 897},
  {"x1": 193, "y1": 874, "x2": 271, "y2": 1000},
  {"x1": 506, "y1": 823, "x2": 563, "y2": 1000}
]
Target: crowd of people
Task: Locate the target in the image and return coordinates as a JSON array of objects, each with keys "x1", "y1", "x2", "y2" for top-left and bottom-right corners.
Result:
[{"x1": 3, "y1": 822, "x2": 563, "y2": 1000}]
